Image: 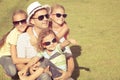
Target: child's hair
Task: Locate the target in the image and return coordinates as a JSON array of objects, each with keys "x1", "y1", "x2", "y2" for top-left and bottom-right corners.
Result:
[
  {"x1": 0, "y1": 9, "x2": 27, "y2": 48},
  {"x1": 37, "y1": 28, "x2": 59, "y2": 51},
  {"x1": 49, "y1": 4, "x2": 66, "y2": 28},
  {"x1": 50, "y1": 4, "x2": 65, "y2": 14}
]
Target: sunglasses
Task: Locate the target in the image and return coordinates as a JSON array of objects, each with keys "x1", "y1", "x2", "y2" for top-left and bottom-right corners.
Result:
[
  {"x1": 53, "y1": 13, "x2": 67, "y2": 18},
  {"x1": 42, "y1": 38, "x2": 57, "y2": 46},
  {"x1": 32, "y1": 14, "x2": 49, "y2": 21},
  {"x1": 13, "y1": 19, "x2": 26, "y2": 26}
]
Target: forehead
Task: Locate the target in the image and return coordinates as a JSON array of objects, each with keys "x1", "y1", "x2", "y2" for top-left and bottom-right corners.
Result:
[
  {"x1": 13, "y1": 13, "x2": 26, "y2": 21},
  {"x1": 52, "y1": 7, "x2": 65, "y2": 13},
  {"x1": 34, "y1": 9, "x2": 47, "y2": 17},
  {"x1": 43, "y1": 33, "x2": 55, "y2": 42}
]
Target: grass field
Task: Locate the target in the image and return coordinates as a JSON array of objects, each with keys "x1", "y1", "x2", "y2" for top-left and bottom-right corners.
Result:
[{"x1": 0, "y1": 0, "x2": 120, "y2": 80}]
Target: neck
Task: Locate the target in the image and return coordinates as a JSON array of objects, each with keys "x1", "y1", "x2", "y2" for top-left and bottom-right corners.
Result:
[
  {"x1": 52, "y1": 21, "x2": 60, "y2": 28},
  {"x1": 46, "y1": 49, "x2": 53, "y2": 55},
  {"x1": 33, "y1": 27, "x2": 42, "y2": 38},
  {"x1": 52, "y1": 21, "x2": 61, "y2": 32}
]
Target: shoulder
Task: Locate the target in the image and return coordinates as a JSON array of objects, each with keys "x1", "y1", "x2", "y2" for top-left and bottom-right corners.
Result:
[
  {"x1": 18, "y1": 32, "x2": 30, "y2": 41},
  {"x1": 7, "y1": 28, "x2": 19, "y2": 37}
]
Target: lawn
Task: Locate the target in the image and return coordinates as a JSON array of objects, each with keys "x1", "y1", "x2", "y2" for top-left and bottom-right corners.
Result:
[{"x1": 0, "y1": 0, "x2": 120, "y2": 80}]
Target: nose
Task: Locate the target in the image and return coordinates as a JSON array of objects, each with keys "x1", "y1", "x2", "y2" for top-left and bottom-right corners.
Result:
[
  {"x1": 44, "y1": 16, "x2": 48, "y2": 20},
  {"x1": 19, "y1": 22, "x2": 22, "y2": 25}
]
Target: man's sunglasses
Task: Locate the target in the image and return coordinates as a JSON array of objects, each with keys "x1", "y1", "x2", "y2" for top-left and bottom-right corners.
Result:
[
  {"x1": 32, "y1": 14, "x2": 49, "y2": 21},
  {"x1": 42, "y1": 38, "x2": 57, "y2": 46},
  {"x1": 13, "y1": 19, "x2": 26, "y2": 26},
  {"x1": 53, "y1": 13, "x2": 67, "y2": 18}
]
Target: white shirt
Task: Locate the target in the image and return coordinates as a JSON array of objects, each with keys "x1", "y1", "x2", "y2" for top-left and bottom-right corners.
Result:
[{"x1": 17, "y1": 33, "x2": 37, "y2": 58}]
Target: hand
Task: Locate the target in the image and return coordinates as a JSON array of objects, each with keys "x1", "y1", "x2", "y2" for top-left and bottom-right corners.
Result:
[
  {"x1": 18, "y1": 69, "x2": 29, "y2": 80},
  {"x1": 68, "y1": 39, "x2": 78, "y2": 45},
  {"x1": 18, "y1": 67, "x2": 28, "y2": 76},
  {"x1": 29, "y1": 62, "x2": 40, "y2": 74},
  {"x1": 18, "y1": 73, "x2": 29, "y2": 80},
  {"x1": 44, "y1": 66, "x2": 52, "y2": 76},
  {"x1": 54, "y1": 70, "x2": 71, "y2": 80}
]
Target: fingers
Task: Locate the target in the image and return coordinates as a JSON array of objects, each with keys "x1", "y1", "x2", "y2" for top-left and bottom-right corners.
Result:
[
  {"x1": 44, "y1": 66, "x2": 50, "y2": 72},
  {"x1": 54, "y1": 76, "x2": 62, "y2": 80}
]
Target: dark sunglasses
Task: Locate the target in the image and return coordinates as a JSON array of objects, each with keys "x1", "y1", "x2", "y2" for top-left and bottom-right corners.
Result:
[
  {"x1": 13, "y1": 19, "x2": 26, "y2": 26},
  {"x1": 32, "y1": 14, "x2": 49, "y2": 21},
  {"x1": 42, "y1": 38, "x2": 57, "y2": 46},
  {"x1": 53, "y1": 13, "x2": 67, "y2": 18}
]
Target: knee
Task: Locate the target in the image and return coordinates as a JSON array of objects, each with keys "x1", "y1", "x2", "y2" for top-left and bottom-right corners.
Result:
[
  {"x1": 6, "y1": 65, "x2": 17, "y2": 77},
  {"x1": 38, "y1": 73, "x2": 52, "y2": 80}
]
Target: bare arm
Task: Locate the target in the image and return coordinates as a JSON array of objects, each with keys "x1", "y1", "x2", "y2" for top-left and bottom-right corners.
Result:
[
  {"x1": 67, "y1": 56, "x2": 74, "y2": 77},
  {"x1": 56, "y1": 23, "x2": 69, "y2": 40},
  {"x1": 60, "y1": 40, "x2": 71, "y2": 49},
  {"x1": 17, "y1": 56, "x2": 40, "y2": 76},
  {"x1": 18, "y1": 67, "x2": 44, "y2": 80},
  {"x1": 10, "y1": 44, "x2": 31, "y2": 64},
  {"x1": 60, "y1": 39, "x2": 77, "y2": 49}
]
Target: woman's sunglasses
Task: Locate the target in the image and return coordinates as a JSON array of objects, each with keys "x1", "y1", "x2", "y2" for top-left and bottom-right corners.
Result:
[
  {"x1": 13, "y1": 19, "x2": 26, "y2": 26},
  {"x1": 42, "y1": 38, "x2": 57, "y2": 46},
  {"x1": 32, "y1": 14, "x2": 49, "y2": 21},
  {"x1": 53, "y1": 13, "x2": 67, "y2": 18}
]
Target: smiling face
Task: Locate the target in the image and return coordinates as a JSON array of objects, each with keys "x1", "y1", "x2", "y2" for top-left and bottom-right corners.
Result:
[
  {"x1": 42, "y1": 33, "x2": 58, "y2": 51},
  {"x1": 30, "y1": 9, "x2": 49, "y2": 29},
  {"x1": 50, "y1": 5, "x2": 67, "y2": 26},
  {"x1": 13, "y1": 10, "x2": 27, "y2": 32}
]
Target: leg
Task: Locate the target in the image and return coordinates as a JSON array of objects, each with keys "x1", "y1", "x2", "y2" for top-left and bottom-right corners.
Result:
[
  {"x1": 40, "y1": 58, "x2": 62, "y2": 78},
  {"x1": 36, "y1": 72, "x2": 52, "y2": 80},
  {"x1": 0, "y1": 56, "x2": 17, "y2": 77}
]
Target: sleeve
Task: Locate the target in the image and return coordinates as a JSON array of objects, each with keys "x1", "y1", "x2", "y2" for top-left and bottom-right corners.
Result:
[
  {"x1": 56, "y1": 44, "x2": 63, "y2": 54},
  {"x1": 17, "y1": 34, "x2": 27, "y2": 58},
  {"x1": 37, "y1": 52, "x2": 43, "y2": 58},
  {"x1": 8, "y1": 30, "x2": 19, "y2": 45},
  {"x1": 59, "y1": 37, "x2": 72, "y2": 55}
]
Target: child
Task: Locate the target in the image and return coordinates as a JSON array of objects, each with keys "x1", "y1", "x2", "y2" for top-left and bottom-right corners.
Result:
[
  {"x1": 0, "y1": 10, "x2": 28, "y2": 78},
  {"x1": 49, "y1": 4, "x2": 69, "y2": 40},
  {"x1": 50, "y1": 4, "x2": 75, "y2": 79},
  {"x1": 18, "y1": 28, "x2": 75, "y2": 80}
]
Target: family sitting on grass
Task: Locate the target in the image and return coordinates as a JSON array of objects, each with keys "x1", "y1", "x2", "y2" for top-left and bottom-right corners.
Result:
[{"x1": 0, "y1": 1, "x2": 77, "y2": 80}]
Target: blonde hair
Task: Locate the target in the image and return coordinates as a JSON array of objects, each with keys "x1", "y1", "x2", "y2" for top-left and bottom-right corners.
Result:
[
  {"x1": 50, "y1": 4, "x2": 65, "y2": 14},
  {"x1": 37, "y1": 28, "x2": 59, "y2": 52},
  {"x1": 0, "y1": 9, "x2": 27, "y2": 48}
]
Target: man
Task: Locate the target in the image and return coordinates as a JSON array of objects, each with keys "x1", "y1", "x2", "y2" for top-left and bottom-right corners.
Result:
[
  {"x1": 16, "y1": 1, "x2": 52, "y2": 80},
  {"x1": 18, "y1": 1, "x2": 74, "y2": 80}
]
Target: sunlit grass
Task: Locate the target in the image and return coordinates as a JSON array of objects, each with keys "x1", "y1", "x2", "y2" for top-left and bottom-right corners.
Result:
[{"x1": 0, "y1": 0, "x2": 120, "y2": 80}]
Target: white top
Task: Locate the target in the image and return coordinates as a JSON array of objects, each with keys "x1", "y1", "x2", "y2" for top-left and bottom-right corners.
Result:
[{"x1": 17, "y1": 33, "x2": 37, "y2": 58}]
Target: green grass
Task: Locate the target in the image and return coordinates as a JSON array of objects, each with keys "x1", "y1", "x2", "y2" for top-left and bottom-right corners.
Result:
[{"x1": 0, "y1": 0, "x2": 120, "y2": 80}]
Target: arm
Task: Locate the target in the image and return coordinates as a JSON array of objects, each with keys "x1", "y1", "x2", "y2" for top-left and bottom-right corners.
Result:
[
  {"x1": 60, "y1": 40, "x2": 71, "y2": 49},
  {"x1": 18, "y1": 67, "x2": 44, "y2": 80},
  {"x1": 54, "y1": 56, "x2": 74, "y2": 80},
  {"x1": 18, "y1": 57, "x2": 40, "y2": 74},
  {"x1": 60, "y1": 39, "x2": 77, "y2": 49},
  {"x1": 56, "y1": 23, "x2": 69, "y2": 40},
  {"x1": 18, "y1": 57, "x2": 44, "y2": 80},
  {"x1": 66, "y1": 56, "x2": 74, "y2": 77},
  {"x1": 10, "y1": 44, "x2": 31, "y2": 64}
]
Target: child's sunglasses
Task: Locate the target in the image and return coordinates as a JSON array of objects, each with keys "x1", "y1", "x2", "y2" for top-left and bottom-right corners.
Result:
[
  {"x1": 53, "y1": 13, "x2": 67, "y2": 18},
  {"x1": 13, "y1": 19, "x2": 26, "y2": 26},
  {"x1": 32, "y1": 14, "x2": 49, "y2": 21},
  {"x1": 42, "y1": 38, "x2": 57, "y2": 46}
]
